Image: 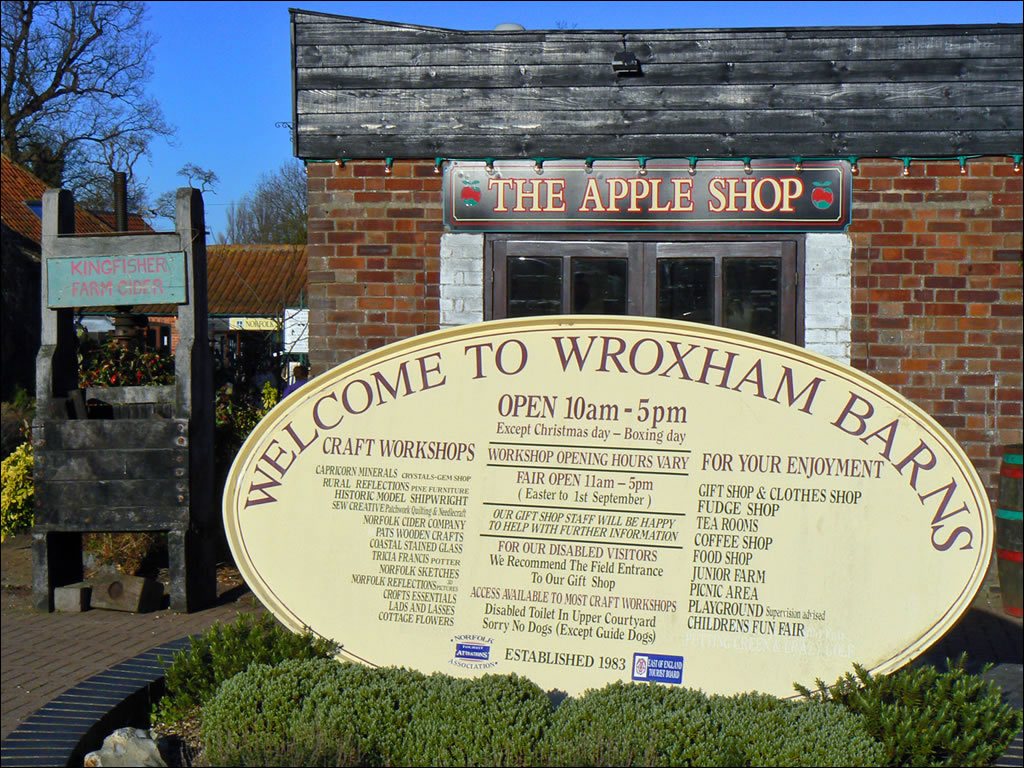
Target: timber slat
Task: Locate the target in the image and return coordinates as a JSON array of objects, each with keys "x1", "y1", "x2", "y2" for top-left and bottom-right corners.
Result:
[
  {"x1": 297, "y1": 105, "x2": 1019, "y2": 136},
  {"x1": 33, "y1": 504, "x2": 189, "y2": 531},
  {"x1": 34, "y1": 448, "x2": 186, "y2": 482},
  {"x1": 295, "y1": 57, "x2": 1021, "y2": 91},
  {"x1": 296, "y1": 82, "x2": 1023, "y2": 114},
  {"x1": 39, "y1": 419, "x2": 186, "y2": 451},
  {"x1": 294, "y1": 33, "x2": 1022, "y2": 68},
  {"x1": 290, "y1": 12, "x2": 1023, "y2": 160},
  {"x1": 35, "y1": 479, "x2": 187, "y2": 516}
]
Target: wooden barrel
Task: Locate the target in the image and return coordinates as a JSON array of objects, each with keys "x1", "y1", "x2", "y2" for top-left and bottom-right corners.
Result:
[{"x1": 995, "y1": 443, "x2": 1023, "y2": 618}]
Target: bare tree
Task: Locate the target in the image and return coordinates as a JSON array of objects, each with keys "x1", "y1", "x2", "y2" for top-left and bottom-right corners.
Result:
[
  {"x1": 150, "y1": 162, "x2": 219, "y2": 220},
  {"x1": 1, "y1": 0, "x2": 174, "y2": 197},
  {"x1": 220, "y1": 160, "x2": 307, "y2": 245}
]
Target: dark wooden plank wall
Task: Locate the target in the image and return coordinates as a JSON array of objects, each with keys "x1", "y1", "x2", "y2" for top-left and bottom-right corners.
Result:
[
  {"x1": 33, "y1": 419, "x2": 189, "y2": 531},
  {"x1": 291, "y1": 11, "x2": 1024, "y2": 159}
]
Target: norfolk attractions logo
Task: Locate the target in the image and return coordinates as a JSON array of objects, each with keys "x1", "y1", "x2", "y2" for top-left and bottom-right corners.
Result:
[{"x1": 450, "y1": 634, "x2": 498, "y2": 669}]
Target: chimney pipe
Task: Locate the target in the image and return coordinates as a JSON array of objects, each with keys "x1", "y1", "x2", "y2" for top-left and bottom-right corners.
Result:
[{"x1": 113, "y1": 171, "x2": 128, "y2": 232}]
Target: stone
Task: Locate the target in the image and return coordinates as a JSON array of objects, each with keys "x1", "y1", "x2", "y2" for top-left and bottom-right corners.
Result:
[
  {"x1": 83, "y1": 727, "x2": 166, "y2": 767},
  {"x1": 89, "y1": 574, "x2": 162, "y2": 613},
  {"x1": 53, "y1": 581, "x2": 91, "y2": 612}
]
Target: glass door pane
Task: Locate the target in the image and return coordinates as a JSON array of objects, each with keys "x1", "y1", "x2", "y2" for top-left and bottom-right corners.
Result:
[
  {"x1": 507, "y1": 256, "x2": 562, "y2": 317},
  {"x1": 572, "y1": 258, "x2": 628, "y2": 314},
  {"x1": 723, "y1": 258, "x2": 781, "y2": 338},
  {"x1": 656, "y1": 258, "x2": 715, "y2": 324}
]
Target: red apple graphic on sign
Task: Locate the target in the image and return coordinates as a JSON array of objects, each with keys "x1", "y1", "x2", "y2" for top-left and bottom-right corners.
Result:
[
  {"x1": 811, "y1": 181, "x2": 834, "y2": 209},
  {"x1": 461, "y1": 180, "x2": 482, "y2": 206}
]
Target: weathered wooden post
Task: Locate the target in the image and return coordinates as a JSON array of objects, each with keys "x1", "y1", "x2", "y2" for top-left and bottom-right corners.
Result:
[{"x1": 32, "y1": 188, "x2": 217, "y2": 612}]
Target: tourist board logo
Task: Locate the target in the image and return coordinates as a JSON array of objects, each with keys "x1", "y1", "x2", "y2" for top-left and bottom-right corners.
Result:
[
  {"x1": 632, "y1": 653, "x2": 685, "y2": 684},
  {"x1": 450, "y1": 634, "x2": 498, "y2": 670}
]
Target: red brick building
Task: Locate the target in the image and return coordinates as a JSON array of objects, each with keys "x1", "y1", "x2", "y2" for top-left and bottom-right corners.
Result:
[{"x1": 290, "y1": 12, "x2": 1022, "y2": 499}]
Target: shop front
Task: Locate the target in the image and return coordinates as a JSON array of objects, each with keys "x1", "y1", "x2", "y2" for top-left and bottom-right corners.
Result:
[{"x1": 290, "y1": 11, "x2": 1022, "y2": 498}]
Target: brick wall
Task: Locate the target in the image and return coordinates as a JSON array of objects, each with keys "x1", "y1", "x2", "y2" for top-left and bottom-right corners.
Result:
[
  {"x1": 306, "y1": 159, "x2": 444, "y2": 372},
  {"x1": 849, "y1": 157, "x2": 1023, "y2": 498},
  {"x1": 307, "y1": 156, "x2": 1023, "y2": 498}
]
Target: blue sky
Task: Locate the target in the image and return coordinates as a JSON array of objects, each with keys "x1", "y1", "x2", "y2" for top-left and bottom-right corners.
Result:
[{"x1": 138, "y1": 1, "x2": 1023, "y2": 239}]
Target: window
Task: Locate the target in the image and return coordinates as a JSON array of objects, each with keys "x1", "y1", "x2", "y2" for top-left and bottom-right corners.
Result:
[{"x1": 486, "y1": 235, "x2": 804, "y2": 344}]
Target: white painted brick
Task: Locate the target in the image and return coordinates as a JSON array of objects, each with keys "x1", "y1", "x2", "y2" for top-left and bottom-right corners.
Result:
[
  {"x1": 444, "y1": 284, "x2": 482, "y2": 301},
  {"x1": 440, "y1": 233, "x2": 484, "y2": 328},
  {"x1": 444, "y1": 261, "x2": 480, "y2": 282},
  {"x1": 810, "y1": 343, "x2": 847, "y2": 361},
  {"x1": 443, "y1": 311, "x2": 481, "y2": 328},
  {"x1": 804, "y1": 233, "x2": 852, "y2": 365}
]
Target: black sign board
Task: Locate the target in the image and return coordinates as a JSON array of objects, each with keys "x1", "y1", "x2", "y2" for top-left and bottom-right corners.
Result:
[{"x1": 444, "y1": 159, "x2": 851, "y2": 233}]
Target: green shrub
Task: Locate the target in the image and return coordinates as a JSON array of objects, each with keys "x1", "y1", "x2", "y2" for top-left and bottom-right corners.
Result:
[
  {"x1": 153, "y1": 612, "x2": 338, "y2": 728},
  {"x1": 1, "y1": 440, "x2": 33, "y2": 541},
  {"x1": 398, "y1": 673, "x2": 553, "y2": 766},
  {"x1": 540, "y1": 681, "x2": 721, "y2": 766},
  {"x1": 203, "y1": 660, "x2": 552, "y2": 767},
  {"x1": 198, "y1": 658, "x2": 1016, "y2": 767},
  {"x1": 303, "y1": 662, "x2": 426, "y2": 765},
  {"x1": 711, "y1": 692, "x2": 885, "y2": 767},
  {"x1": 215, "y1": 381, "x2": 279, "y2": 439},
  {"x1": 541, "y1": 682, "x2": 883, "y2": 767},
  {"x1": 202, "y1": 658, "x2": 359, "y2": 767},
  {"x1": 202, "y1": 659, "x2": 427, "y2": 767},
  {"x1": 795, "y1": 654, "x2": 1024, "y2": 767}
]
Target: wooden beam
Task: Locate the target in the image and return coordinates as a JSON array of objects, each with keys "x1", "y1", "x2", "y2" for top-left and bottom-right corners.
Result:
[{"x1": 298, "y1": 130, "x2": 1017, "y2": 159}]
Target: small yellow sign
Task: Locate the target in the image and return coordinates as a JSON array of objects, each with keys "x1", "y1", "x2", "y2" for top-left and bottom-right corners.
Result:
[
  {"x1": 223, "y1": 317, "x2": 991, "y2": 696},
  {"x1": 228, "y1": 317, "x2": 281, "y2": 331}
]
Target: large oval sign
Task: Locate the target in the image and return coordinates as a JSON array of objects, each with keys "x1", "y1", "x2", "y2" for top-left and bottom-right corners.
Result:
[{"x1": 224, "y1": 317, "x2": 991, "y2": 697}]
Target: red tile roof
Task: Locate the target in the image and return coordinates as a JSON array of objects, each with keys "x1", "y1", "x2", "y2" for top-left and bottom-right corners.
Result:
[
  {"x1": 206, "y1": 244, "x2": 308, "y2": 316},
  {"x1": 89, "y1": 210, "x2": 155, "y2": 233},
  {"x1": 1, "y1": 153, "x2": 113, "y2": 244},
  {"x1": 140, "y1": 244, "x2": 308, "y2": 316}
]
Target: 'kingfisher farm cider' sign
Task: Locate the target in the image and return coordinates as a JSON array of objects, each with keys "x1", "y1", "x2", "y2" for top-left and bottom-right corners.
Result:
[
  {"x1": 224, "y1": 317, "x2": 990, "y2": 697},
  {"x1": 444, "y1": 160, "x2": 851, "y2": 232},
  {"x1": 46, "y1": 251, "x2": 187, "y2": 307}
]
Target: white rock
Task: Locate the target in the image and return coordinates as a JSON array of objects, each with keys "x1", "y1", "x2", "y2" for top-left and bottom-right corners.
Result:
[{"x1": 83, "y1": 727, "x2": 166, "y2": 767}]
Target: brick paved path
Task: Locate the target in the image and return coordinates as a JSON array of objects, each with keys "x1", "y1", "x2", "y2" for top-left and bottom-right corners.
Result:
[{"x1": 1, "y1": 583, "x2": 261, "y2": 740}]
